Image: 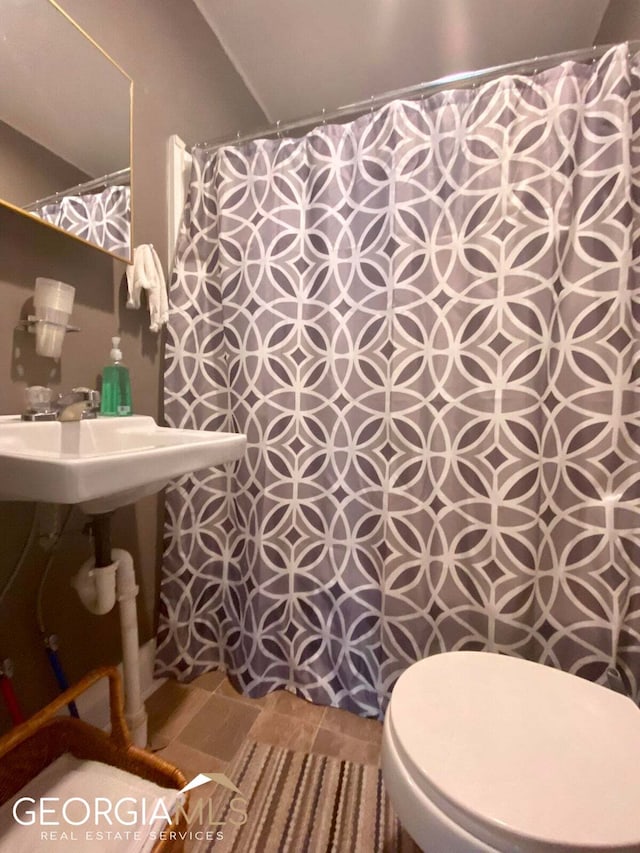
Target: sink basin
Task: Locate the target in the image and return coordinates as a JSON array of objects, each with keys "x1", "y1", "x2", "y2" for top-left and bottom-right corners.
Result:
[{"x1": 0, "y1": 415, "x2": 246, "y2": 513}]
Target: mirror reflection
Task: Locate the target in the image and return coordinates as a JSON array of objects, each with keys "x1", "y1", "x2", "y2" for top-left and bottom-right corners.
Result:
[{"x1": 0, "y1": 0, "x2": 132, "y2": 261}]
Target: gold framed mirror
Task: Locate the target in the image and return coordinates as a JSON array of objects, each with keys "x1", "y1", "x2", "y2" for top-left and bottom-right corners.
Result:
[{"x1": 0, "y1": 0, "x2": 133, "y2": 262}]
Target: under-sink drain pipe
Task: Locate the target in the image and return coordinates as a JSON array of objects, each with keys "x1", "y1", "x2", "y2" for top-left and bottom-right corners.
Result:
[{"x1": 72, "y1": 547, "x2": 147, "y2": 747}]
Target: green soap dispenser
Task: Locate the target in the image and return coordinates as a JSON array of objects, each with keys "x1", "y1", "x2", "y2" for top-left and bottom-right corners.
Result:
[{"x1": 100, "y1": 336, "x2": 132, "y2": 416}]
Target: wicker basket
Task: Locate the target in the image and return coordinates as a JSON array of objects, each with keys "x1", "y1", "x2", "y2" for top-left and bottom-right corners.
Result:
[{"x1": 0, "y1": 666, "x2": 189, "y2": 853}]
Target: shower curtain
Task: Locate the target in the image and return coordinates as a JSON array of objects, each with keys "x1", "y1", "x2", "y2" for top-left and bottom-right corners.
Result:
[
  {"x1": 156, "y1": 45, "x2": 640, "y2": 717},
  {"x1": 37, "y1": 185, "x2": 130, "y2": 255}
]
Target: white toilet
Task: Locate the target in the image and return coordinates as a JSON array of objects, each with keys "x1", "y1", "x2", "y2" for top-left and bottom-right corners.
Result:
[{"x1": 381, "y1": 651, "x2": 640, "y2": 852}]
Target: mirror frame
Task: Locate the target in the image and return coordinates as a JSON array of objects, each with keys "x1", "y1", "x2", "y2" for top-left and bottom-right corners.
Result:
[{"x1": 0, "y1": 0, "x2": 134, "y2": 264}]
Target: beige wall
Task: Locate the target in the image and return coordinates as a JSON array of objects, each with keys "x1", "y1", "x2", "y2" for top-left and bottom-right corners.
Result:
[
  {"x1": 596, "y1": 0, "x2": 640, "y2": 41},
  {"x1": 0, "y1": 0, "x2": 265, "y2": 729},
  {"x1": 0, "y1": 120, "x2": 89, "y2": 209}
]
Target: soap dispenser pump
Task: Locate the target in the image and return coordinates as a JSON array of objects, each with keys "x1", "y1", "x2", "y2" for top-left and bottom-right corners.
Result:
[{"x1": 100, "y1": 336, "x2": 132, "y2": 416}]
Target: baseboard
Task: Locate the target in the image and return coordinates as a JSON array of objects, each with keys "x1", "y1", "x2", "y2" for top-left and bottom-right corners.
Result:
[{"x1": 72, "y1": 638, "x2": 165, "y2": 731}]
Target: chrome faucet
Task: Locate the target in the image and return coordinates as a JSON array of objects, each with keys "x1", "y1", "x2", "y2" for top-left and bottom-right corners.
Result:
[
  {"x1": 56, "y1": 388, "x2": 101, "y2": 421},
  {"x1": 21, "y1": 386, "x2": 101, "y2": 422}
]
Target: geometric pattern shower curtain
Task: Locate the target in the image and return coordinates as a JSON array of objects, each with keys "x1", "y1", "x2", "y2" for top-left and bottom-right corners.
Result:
[
  {"x1": 156, "y1": 45, "x2": 640, "y2": 717},
  {"x1": 37, "y1": 186, "x2": 131, "y2": 258}
]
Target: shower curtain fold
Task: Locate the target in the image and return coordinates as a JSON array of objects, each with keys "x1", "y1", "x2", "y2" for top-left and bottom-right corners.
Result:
[{"x1": 156, "y1": 44, "x2": 640, "y2": 717}]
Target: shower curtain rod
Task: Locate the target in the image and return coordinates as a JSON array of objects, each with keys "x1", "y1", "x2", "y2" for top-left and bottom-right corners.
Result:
[
  {"x1": 194, "y1": 40, "x2": 640, "y2": 155},
  {"x1": 23, "y1": 167, "x2": 130, "y2": 212}
]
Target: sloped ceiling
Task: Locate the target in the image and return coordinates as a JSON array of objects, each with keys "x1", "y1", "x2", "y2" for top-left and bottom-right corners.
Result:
[{"x1": 194, "y1": 0, "x2": 611, "y2": 125}]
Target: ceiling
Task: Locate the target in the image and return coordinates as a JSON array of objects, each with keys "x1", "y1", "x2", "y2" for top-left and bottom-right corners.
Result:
[{"x1": 194, "y1": 0, "x2": 613, "y2": 126}]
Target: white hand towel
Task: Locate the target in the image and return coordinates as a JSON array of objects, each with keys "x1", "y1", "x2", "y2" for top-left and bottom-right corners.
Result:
[
  {"x1": 0, "y1": 752, "x2": 181, "y2": 852},
  {"x1": 126, "y1": 243, "x2": 169, "y2": 333}
]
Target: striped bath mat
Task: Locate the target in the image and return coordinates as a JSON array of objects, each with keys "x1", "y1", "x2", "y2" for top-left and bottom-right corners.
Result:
[{"x1": 189, "y1": 740, "x2": 421, "y2": 852}]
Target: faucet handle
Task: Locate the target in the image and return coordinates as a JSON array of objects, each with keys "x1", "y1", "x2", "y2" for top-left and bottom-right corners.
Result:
[
  {"x1": 21, "y1": 385, "x2": 57, "y2": 421},
  {"x1": 70, "y1": 387, "x2": 101, "y2": 418},
  {"x1": 25, "y1": 385, "x2": 53, "y2": 412},
  {"x1": 55, "y1": 387, "x2": 101, "y2": 421},
  {"x1": 71, "y1": 387, "x2": 101, "y2": 407}
]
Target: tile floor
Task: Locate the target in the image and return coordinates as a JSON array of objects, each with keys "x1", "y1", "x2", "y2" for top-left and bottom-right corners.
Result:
[{"x1": 147, "y1": 669, "x2": 383, "y2": 785}]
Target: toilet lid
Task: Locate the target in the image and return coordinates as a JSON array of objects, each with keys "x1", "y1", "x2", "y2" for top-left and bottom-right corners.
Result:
[{"x1": 388, "y1": 652, "x2": 640, "y2": 852}]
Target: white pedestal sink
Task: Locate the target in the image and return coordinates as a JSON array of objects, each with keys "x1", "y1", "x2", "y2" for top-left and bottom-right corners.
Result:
[
  {"x1": 0, "y1": 414, "x2": 246, "y2": 513},
  {"x1": 0, "y1": 414, "x2": 246, "y2": 746}
]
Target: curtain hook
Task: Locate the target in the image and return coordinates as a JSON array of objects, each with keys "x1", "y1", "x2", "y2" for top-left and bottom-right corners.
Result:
[
  {"x1": 370, "y1": 96, "x2": 375, "y2": 114},
  {"x1": 276, "y1": 119, "x2": 282, "y2": 139},
  {"x1": 321, "y1": 108, "x2": 326, "y2": 125}
]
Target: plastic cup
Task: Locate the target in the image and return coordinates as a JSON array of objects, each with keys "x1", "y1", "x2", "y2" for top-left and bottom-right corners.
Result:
[
  {"x1": 36, "y1": 321, "x2": 67, "y2": 358},
  {"x1": 34, "y1": 278, "x2": 75, "y2": 318},
  {"x1": 33, "y1": 278, "x2": 74, "y2": 358},
  {"x1": 36, "y1": 306, "x2": 71, "y2": 325}
]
